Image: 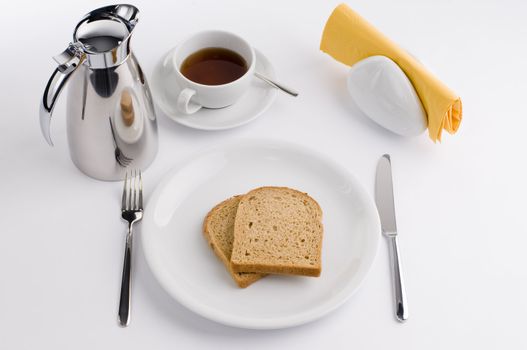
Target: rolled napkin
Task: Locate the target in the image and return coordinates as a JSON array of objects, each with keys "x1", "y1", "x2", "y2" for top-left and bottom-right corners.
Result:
[{"x1": 320, "y1": 3, "x2": 462, "y2": 142}]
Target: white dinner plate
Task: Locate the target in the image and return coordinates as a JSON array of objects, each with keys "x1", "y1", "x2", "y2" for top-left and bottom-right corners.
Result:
[
  {"x1": 142, "y1": 139, "x2": 380, "y2": 329},
  {"x1": 150, "y1": 48, "x2": 277, "y2": 130}
]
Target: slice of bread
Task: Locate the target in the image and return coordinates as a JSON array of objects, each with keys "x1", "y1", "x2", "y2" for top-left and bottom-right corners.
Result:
[
  {"x1": 203, "y1": 196, "x2": 266, "y2": 288},
  {"x1": 230, "y1": 187, "x2": 323, "y2": 277}
]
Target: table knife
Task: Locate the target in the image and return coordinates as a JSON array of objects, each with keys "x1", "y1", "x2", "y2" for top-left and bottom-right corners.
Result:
[{"x1": 375, "y1": 154, "x2": 409, "y2": 322}]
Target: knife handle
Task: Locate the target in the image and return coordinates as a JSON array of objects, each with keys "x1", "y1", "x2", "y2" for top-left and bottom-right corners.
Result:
[{"x1": 388, "y1": 236, "x2": 408, "y2": 322}]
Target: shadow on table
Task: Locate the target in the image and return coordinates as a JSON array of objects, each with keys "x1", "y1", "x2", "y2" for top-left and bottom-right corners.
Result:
[{"x1": 152, "y1": 103, "x2": 259, "y2": 144}]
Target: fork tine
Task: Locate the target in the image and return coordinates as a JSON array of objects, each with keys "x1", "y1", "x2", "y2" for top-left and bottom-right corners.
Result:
[
  {"x1": 127, "y1": 171, "x2": 133, "y2": 210},
  {"x1": 134, "y1": 169, "x2": 139, "y2": 210},
  {"x1": 133, "y1": 169, "x2": 138, "y2": 210},
  {"x1": 122, "y1": 171, "x2": 128, "y2": 210},
  {"x1": 130, "y1": 169, "x2": 136, "y2": 210},
  {"x1": 138, "y1": 170, "x2": 143, "y2": 210}
]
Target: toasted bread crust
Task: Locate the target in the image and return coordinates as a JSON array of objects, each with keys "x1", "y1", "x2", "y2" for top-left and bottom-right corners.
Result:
[{"x1": 203, "y1": 196, "x2": 266, "y2": 288}]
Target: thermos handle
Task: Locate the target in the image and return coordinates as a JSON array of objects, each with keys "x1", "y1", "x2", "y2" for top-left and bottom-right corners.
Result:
[{"x1": 39, "y1": 44, "x2": 85, "y2": 146}]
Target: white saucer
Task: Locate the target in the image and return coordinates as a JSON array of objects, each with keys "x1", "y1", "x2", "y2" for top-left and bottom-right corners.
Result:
[
  {"x1": 150, "y1": 49, "x2": 277, "y2": 130},
  {"x1": 141, "y1": 139, "x2": 381, "y2": 329}
]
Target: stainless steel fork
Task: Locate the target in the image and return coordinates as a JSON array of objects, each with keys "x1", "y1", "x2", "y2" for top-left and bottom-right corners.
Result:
[{"x1": 118, "y1": 170, "x2": 143, "y2": 327}]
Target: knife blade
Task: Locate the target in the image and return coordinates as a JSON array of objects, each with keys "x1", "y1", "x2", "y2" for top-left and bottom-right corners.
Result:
[
  {"x1": 375, "y1": 155, "x2": 398, "y2": 235},
  {"x1": 375, "y1": 154, "x2": 409, "y2": 322}
]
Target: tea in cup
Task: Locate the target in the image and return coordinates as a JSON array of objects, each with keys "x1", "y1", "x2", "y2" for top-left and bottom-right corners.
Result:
[{"x1": 171, "y1": 30, "x2": 255, "y2": 114}]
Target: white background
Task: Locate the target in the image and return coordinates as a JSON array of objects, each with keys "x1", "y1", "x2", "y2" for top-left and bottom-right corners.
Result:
[{"x1": 1, "y1": 0, "x2": 525, "y2": 348}]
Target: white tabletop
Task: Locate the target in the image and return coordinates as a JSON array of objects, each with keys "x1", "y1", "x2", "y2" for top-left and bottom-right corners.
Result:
[{"x1": 1, "y1": 0, "x2": 525, "y2": 348}]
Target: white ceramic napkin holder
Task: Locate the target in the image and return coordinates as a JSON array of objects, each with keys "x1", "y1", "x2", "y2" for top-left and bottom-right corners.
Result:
[{"x1": 346, "y1": 55, "x2": 427, "y2": 136}]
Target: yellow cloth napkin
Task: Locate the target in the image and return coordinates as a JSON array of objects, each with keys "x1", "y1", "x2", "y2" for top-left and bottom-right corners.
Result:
[{"x1": 320, "y1": 4, "x2": 462, "y2": 142}]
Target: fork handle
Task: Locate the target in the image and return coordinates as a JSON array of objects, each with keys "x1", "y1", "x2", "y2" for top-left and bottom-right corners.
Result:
[{"x1": 118, "y1": 230, "x2": 133, "y2": 327}]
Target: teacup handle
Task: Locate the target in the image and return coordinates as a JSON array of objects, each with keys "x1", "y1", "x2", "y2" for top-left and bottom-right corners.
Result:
[{"x1": 177, "y1": 88, "x2": 202, "y2": 114}]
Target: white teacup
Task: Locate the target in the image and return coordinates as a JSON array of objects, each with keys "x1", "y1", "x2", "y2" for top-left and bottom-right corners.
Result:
[{"x1": 171, "y1": 30, "x2": 256, "y2": 114}]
